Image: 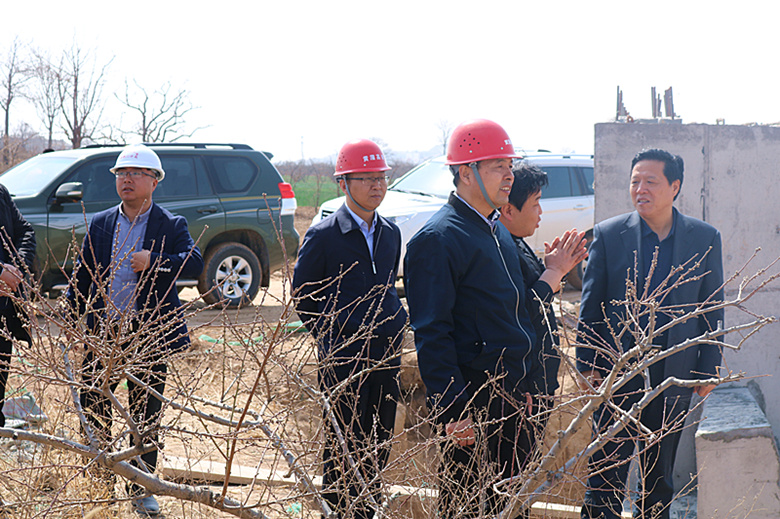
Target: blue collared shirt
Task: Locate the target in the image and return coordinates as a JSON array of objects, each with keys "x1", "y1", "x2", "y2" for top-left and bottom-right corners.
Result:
[
  {"x1": 344, "y1": 203, "x2": 378, "y2": 260},
  {"x1": 109, "y1": 204, "x2": 151, "y2": 315}
]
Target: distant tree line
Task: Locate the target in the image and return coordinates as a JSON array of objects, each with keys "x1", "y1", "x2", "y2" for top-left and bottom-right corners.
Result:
[{"x1": 0, "y1": 37, "x2": 201, "y2": 172}]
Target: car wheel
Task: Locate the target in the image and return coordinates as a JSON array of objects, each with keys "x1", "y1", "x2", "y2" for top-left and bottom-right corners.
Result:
[
  {"x1": 198, "y1": 243, "x2": 262, "y2": 307},
  {"x1": 565, "y1": 231, "x2": 593, "y2": 291}
]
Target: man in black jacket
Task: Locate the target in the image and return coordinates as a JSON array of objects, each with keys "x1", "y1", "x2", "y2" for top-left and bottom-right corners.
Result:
[
  {"x1": 0, "y1": 182, "x2": 36, "y2": 507},
  {"x1": 293, "y1": 139, "x2": 407, "y2": 519},
  {"x1": 0, "y1": 183, "x2": 36, "y2": 425},
  {"x1": 498, "y1": 162, "x2": 587, "y2": 433},
  {"x1": 576, "y1": 149, "x2": 724, "y2": 519},
  {"x1": 405, "y1": 119, "x2": 537, "y2": 518}
]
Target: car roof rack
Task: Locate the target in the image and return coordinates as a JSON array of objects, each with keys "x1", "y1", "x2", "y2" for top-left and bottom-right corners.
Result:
[{"x1": 82, "y1": 143, "x2": 255, "y2": 150}]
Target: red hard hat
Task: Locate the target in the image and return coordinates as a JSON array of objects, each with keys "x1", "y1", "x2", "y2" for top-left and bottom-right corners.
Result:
[
  {"x1": 334, "y1": 139, "x2": 391, "y2": 176},
  {"x1": 445, "y1": 119, "x2": 522, "y2": 165}
]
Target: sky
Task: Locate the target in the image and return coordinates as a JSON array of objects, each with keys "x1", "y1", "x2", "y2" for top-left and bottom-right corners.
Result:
[{"x1": 3, "y1": 0, "x2": 780, "y2": 163}]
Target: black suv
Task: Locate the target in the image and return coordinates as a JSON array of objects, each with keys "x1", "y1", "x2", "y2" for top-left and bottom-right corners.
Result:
[{"x1": 0, "y1": 143, "x2": 299, "y2": 306}]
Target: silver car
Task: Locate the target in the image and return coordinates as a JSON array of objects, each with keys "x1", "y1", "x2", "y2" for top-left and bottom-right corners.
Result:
[{"x1": 313, "y1": 152, "x2": 594, "y2": 288}]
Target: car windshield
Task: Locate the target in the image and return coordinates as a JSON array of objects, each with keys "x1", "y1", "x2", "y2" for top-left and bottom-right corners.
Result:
[
  {"x1": 390, "y1": 159, "x2": 452, "y2": 199},
  {"x1": 0, "y1": 155, "x2": 78, "y2": 197}
]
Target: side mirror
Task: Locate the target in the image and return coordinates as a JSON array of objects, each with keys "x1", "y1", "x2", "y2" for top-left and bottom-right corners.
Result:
[{"x1": 54, "y1": 182, "x2": 83, "y2": 203}]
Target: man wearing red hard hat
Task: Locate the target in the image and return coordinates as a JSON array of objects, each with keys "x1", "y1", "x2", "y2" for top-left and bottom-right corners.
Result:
[
  {"x1": 293, "y1": 139, "x2": 407, "y2": 519},
  {"x1": 405, "y1": 119, "x2": 538, "y2": 518}
]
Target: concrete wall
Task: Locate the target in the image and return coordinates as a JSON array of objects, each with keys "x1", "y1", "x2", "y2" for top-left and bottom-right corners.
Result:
[{"x1": 593, "y1": 122, "x2": 780, "y2": 492}]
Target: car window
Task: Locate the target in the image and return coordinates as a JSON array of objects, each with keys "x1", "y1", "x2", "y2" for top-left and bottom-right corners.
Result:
[
  {"x1": 390, "y1": 159, "x2": 451, "y2": 199},
  {"x1": 0, "y1": 155, "x2": 78, "y2": 197},
  {"x1": 540, "y1": 167, "x2": 573, "y2": 199},
  {"x1": 156, "y1": 156, "x2": 210, "y2": 198},
  {"x1": 206, "y1": 156, "x2": 258, "y2": 194},
  {"x1": 580, "y1": 167, "x2": 595, "y2": 195},
  {"x1": 67, "y1": 158, "x2": 120, "y2": 202}
]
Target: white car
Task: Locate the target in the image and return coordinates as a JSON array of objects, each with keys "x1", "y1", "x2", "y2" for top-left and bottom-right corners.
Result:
[{"x1": 312, "y1": 152, "x2": 594, "y2": 288}]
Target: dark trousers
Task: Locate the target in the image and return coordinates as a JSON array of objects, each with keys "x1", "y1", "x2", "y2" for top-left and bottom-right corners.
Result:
[
  {"x1": 582, "y1": 375, "x2": 691, "y2": 519},
  {"x1": 438, "y1": 368, "x2": 537, "y2": 519},
  {"x1": 319, "y1": 338, "x2": 400, "y2": 519},
  {"x1": 0, "y1": 309, "x2": 31, "y2": 428},
  {"x1": 80, "y1": 344, "x2": 168, "y2": 494}
]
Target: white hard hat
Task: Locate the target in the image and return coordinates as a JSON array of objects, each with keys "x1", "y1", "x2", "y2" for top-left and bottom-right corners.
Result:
[{"x1": 110, "y1": 144, "x2": 166, "y2": 180}]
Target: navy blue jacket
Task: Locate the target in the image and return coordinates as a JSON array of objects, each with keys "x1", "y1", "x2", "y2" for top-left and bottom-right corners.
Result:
[
  {"x1": 292, "y1": 204, "x2": 407, "y2": 359},
  {"x1": 404, "y1": 194, "x2": 536, "y2": 423},
  {"x1": 576, "y1": 209, "x2": 724, "y2": 398},
  {"x1": 514, "y1": 235, "x2": 561, "y2": 396},
  {"x1": 0, "y1": 183, "x2": 36, "y2": 312},
  {"x1": 66, "y1": 203, "x2": 204, "y2": 352}
]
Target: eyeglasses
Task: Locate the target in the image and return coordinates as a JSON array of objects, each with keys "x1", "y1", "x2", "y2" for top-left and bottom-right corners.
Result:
[
  {"x1": 347, "y1": 175, "x2": 390, "y2": 186},
  {"x1": 114, "y1": 170, "x2": 157, "y2": 179}
]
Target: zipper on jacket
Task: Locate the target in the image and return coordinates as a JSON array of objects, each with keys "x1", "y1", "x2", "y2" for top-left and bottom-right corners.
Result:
[
  {"x1": 492, "y1": 227, "x2": 532, "y2": 380},
  {"x1": 370, "y1": 223, "x2": 382, "y2": 276}
]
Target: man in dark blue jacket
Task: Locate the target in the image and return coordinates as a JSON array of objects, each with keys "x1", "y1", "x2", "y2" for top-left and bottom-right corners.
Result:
[
  {"x1": 293, "y1": 139, "x2": 407, "y2": 519},
  {"x1": 66, "y1": 144, "x2": 203, "y2": 516},
  {"x1": 576, "y1": 149, "x2": 724, "y2": 519},
  {"x1": 405, "y1": 120, "x2": 537, "y2": 519}
]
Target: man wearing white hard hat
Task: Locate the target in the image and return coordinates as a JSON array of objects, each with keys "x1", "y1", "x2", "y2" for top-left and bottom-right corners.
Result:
[
  {"x1": 293, "y1": 139, "x2": 407, "y2": 519},
  {"x1": 66, "y1": 143, "x2": 203, "y2": 516}
]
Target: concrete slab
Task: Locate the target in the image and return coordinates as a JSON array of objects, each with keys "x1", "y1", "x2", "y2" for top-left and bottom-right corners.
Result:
[{"x1": 695, "y1": 387, "x2": 780, "y2": 519}]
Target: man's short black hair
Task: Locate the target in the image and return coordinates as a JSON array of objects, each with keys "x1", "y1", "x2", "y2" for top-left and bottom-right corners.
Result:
[
  {"x1": 631, "y1": 148, "x2": 684, "y2": 200},
  {"x1": 449, "y1": 164, "x2": 461, "y2": 187},
  {"x1": 508, "y1": 161, "x2": 548, "y2": 210},
  {"x1": 450, "y1": 160, "x2": 495, "y2": 187}
]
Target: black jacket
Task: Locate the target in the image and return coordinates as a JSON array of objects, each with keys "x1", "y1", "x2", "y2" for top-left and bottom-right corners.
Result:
[
  {"x1": 576, "y1": 209, "x2": 724, "y2": 398},
  {"x1": 513, "y1": 235, "x2": 561, "y2": 396},
  {"x1": 404, "y1": 194, "x2": 536, "y2": 423},
  {"x1": 0, "y1": 183, "x2": 36, "y2": 312},
  {"x1": 292, "y1": 204, "x2": 407, "y2": 360}
]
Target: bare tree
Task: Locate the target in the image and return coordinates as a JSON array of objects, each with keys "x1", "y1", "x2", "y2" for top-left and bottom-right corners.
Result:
[
  {"x1": 493, "y1": 250, "x2": 778, "y2": 519},
  {"x1": 310, "y1": 160, "x2": 337, "y2": 208},
  {"x1": 1, "y1": 38, "x2": 30, "y2": 166},
  {"x1": 116, "y1": 79, "x2": 202, "y2": 142},
  {"x1": 0, "y1": 218, "x2": 775, "y2": 518},
  {"x1": 0, "y1": 122, "x2": 40, "y2": 172},
  {"x1": 29, "y1": 49, "x2": 61, "y2": 149},
  {"x1": 387, "y1": 158, "x2": 416, "y2": 182},
  {"x1": 276, "y1": 159, "x2": 306, "y2": 190},
  {"x1": 55, "y1": 43, "x2": 113, "y2": 149},
  {"x1": 275, "y1": 159, "x2": 339, "y2": 209},
  {"x1": 436, "y1": 119, "x2": 452, "y2": 155},
  {"x1": 367, "y1": 136, "x2": 416, "y2": 181}
]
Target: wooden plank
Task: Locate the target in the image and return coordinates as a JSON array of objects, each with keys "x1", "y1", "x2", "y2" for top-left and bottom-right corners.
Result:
[
  {"x1": 161, "y1": 455, "x2": 310, "y2": 486},
  {"x1": 160, "y1": 456, "x2": 635, "y2": 518}
]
